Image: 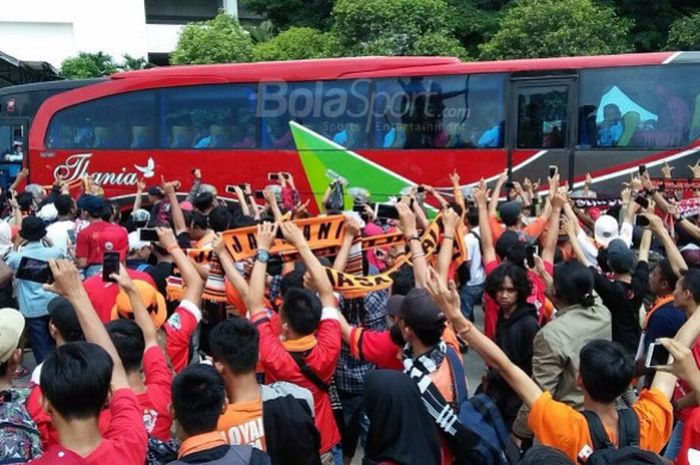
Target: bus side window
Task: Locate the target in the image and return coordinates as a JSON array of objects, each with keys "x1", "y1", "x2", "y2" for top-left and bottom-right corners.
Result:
[{"x1": 516, "y1": 85, "x2": 568, "y2": 149}]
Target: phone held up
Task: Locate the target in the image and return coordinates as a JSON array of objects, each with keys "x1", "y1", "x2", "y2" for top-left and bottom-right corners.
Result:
[
  {"x1": 102, "y1": 252, "x2": 120, "y2": 283},
  {"x1": 16, "y1": 257, "x2": 53, "y2": 284}
]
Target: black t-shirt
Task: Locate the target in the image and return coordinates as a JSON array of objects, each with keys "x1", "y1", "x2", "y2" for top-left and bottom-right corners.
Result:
[{"x1": 590, "y1": 261, "x2": 649, "y2": 354}]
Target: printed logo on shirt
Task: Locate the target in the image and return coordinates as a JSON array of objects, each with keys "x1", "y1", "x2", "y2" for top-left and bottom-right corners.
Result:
[
  {"x1": 225, "y1": 417, "x2": 266, "y2": 450},
  {"x1": 578, "y1": 444, "x2": 594, "y2": 462},
  {"x1": 167, "y1": 313, "x2": 181, "y2": 330},
  {"x1": 143, "y1": 409, "x2": 158, "y2": 434}
]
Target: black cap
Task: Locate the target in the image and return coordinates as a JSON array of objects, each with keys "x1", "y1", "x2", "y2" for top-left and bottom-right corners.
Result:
[
  {"x1": 19, "y1": 216, "x2": 46, "y2": 242},
  {"x1": 48, "y1": 296, "x2": 84, "y2": 342},
  {"x1": 388, "y1": 288, "x2": 446, "y2": 330}
]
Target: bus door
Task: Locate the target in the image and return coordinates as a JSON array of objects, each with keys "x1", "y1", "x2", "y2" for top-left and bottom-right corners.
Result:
[
  {"x1": 0, "y1": 117, "x2": 28, "y2": 190},
  {"x1": 507, "y1": 77, "x2": 577, "y2": 187}
]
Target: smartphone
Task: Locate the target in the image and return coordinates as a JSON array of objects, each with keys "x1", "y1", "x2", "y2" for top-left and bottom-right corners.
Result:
[
  {"x1": 225, "y1": 185, "x2": 237, "y2": 194},
  {"x1": 138, "y1": 228, "x2": 159, "y2": 242},
  {"x1": 267, "y1": 173, "x2": 280, "y2": 181},
  {"x1": 16, "y1": 257, "x2": 53, "y2": 284},
  {"x1": 102, "y1": 252, "x2": 120, "y2": 283},
  {"x1": 504, "y1": 181, "x2": 515, "y2": 190},
  {"x1": 375, "y1": 203, "x2": 400, "y2": 220},
  {"x1": 549, "y1": 165, "x2": 558, "y2": 178},
  {"x1": 67, "y1": 229, "x2": 77, "y2": 244},
  {"x1": 634, "y1": 195, "x2": 650, "y2": 209},
  {"x1": 526, "y1": 244, "x2": 538, "y2": 268},
  {"x1": 645, "y1": 341, "x2": 671, "y2": 368},
  {"x1": 417, "y1": 186, "x2": 425, "y2": 193},
  {"x1": 639, "y1": 164, "x2": 647, "y2": 175},
  {"x1": 635, "y1": 215, "x2": 650, "y2": 227},
  {"x1": 254, "y1": 190, "x2": 265, "y2": 200}
]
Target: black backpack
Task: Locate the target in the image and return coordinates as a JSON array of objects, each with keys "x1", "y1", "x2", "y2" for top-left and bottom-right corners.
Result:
[{"x1": 579, "y1": 409, "x2": 664, "y2": 465}]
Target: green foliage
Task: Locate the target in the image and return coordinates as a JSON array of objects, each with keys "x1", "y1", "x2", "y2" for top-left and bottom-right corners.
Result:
[
  {"x1": 666, "y1": 11, "x2": 700, "y2": 50},
  {"x1": 60, "y1": 52, "x2": 118, "y2": 79},
  {"x1": 479, "y1": 0, "x2": 633, "y2": 60},
  {"x1": 244, "y1": 20, "x2": 276, "y2": 44},
  {"x1": 240, "y1": 0, "x2": 334, "y2": 30},
  {"x1": 253, "y1": 27, "x2": 340, "y2": 61},
  {"x1": 170, "y1": 12, "x2": 254, "y2": 65},
  {"x1": 121, "y1": 54, "x2": 151, "y2": 71},
  {"x1": 331, "y1": 0, "x2": 467, "y2": 57}
]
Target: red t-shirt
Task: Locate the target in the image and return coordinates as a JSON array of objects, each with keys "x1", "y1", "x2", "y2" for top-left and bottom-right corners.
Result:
[
  {"x1": 483, "y1": 259, "x2": 552, "y2": 340},
  {"x1": 674, "y1": 338, "x2": 700, "y2": 423},
  {"x1": 675, "y1": 406, "x2": 700, "y2": 465},
  {"x1": 29, "y1": 389, "x2": 147, "y2": 465},
  {"x1": 349, "y1": 327, "x2": 403, "y2": 370},
  {"x1": 83, "y1": 269, "x2": 156, "y2": 322},
  {"x1": 75, "y1": 221, "x2": 129, "y2": 265},
  {"x1": 163, "y1": 300, "x2": 202, "y2": 373},
  {"x1": 137, "y1": 346, "x2": 173, "y2": 440}
]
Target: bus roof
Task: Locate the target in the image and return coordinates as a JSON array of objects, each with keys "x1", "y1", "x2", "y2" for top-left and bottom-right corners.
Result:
[{"x1": 0, "y1": 78, "x2": 105, "y2": 97}]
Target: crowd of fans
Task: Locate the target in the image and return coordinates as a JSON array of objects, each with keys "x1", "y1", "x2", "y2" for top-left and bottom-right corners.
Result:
[{"x1": 1, "y1": 161, "x2": 700, "y2": 465}]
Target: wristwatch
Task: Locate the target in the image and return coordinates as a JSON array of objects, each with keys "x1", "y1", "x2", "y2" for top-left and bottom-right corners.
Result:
[{"x1": 255, "y1": 249, "x2": 270, "y2": 263}]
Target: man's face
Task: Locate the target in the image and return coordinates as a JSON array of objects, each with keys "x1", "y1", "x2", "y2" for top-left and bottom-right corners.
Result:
[
  {"x1": 495, "y1": 276, "x2": 518, "y2": 311},
  {"x1": 603, "y1": 106, "x2": 621, "y2": 123},
  {"x1": 648, "y1": 265, "x2": 665, "y2": 296},
  {"x1": 673, "y1": 277, "x2": 690, "y2": 311}
]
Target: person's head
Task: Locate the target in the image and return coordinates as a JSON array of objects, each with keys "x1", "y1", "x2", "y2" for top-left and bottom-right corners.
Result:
[
  {"x1": 209, "y1": 317, "x2": 259, "y2": 377},
  {"x1": 594, "y1": 215, "x2": 619, "y2": 248},
  {"x1": 105, "y1": 319, "x2": 145, "y2": 374},
  {"x1": 171, "y1": 364, "x2": 227, "y2": 437},
  {"x1": 578, "y1": 339, "x2": 635, "y2": 403},
  {"x1": 673, "y1": 268, "x2": 700, "y2": 313},
  {"x1": 16, "y1": 192, "x2": 35, "y2": 213},
  {"x1": 147, "y1": 186, "x2": 164, "y2": 203},
  {"x1": 280, "y1": 287, "x2": 322, "y2": 338},
  {"x1": 184, "y1": 210, "x2": 209, "y2": 240},
  {"x1": 131, "y1": 208, "x2": 150, "y2": 229},
  {"x1": 517, "y1": 446, "x2": 573, "y2": 465},
  {"x1": 193, "y1": 192, "x2": 215, "y2": 213},
  {"x1": 495, "y1": 230, "x2": 527, "y2": 266},
  {"x1": 48, "y1": 297, "x2": 84, "y2": 345},
  {"x1": 40, "y1": 342, "x2": 113, "y2": 421},
  {"x1": 390, "y1": 288, "x2": 446, "y2": 348},
  {"x1": 54, "y1": 195, "x2": 75, "y2": 217},
  {"x1": 485, "y1": 263, "x2": 532, "y2": 312},
  {"x1": 19, "y1": 216, "x2": 46, "y2": 242},
  {"x1": 390, "y1": 264, "x2": 415, "y2": 296},
  {"x1": 128, "y1": 231, "x2": 152, "y2": 261},
  {"x1": 0, "y1": 308, "x2": 25, "y2": 381},
  {"x1": 602, "y1": 104, "x2": 622, "y2": 124},
  {"x1": 649, "y1": 258, "x2": 678, "y2": 297},
  {"x1": 208, "y1": 206, "x2": 232, "y2": 232},
  {"x1": 25, "y1": 184, "x2": 46, "y2": 203},
  {"x1": 551, "y1": 261, "x2": 595, "y2": 308},
  {"x1": 606, "y1": 239, "x2": 635, "y2": 275},
  {"x1": 499, "y1": 201, "x2": 522, "y2": 227},
  {"x1": 78, "y1": 194, "x2": 106, "y2": 220}
]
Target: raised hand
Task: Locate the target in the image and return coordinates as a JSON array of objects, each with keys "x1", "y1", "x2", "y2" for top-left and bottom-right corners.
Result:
[
  {"x1": 662, "y1": 161, "x2": 674, "y2": 179},
  {"x1": 257, "y1": 221, "x2": 279, "y2": 251}
]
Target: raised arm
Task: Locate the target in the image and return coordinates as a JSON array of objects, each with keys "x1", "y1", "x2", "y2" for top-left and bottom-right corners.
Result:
[
  {"x1": 396, "y1": 199, "x2": 427, "y2": 288},
  {"x1": 112, "y1": 265, "x2": 158, "y2": 348},
  {"x1": 233, "y1": 185, "x2": 251, "y2": 217},
  {"x1": 162, "y1": 177, "x2": 186, "y2": 235},
  {"x1": 333, "y1": 217, "x2": 360, "y2": 272},
  {"x1": 212, "y1": 233, "x2": 249, "y2": 305},
  {"x1": 541, "y1": 190, "x2": 566, "y2": 264},
  {"x1": 45, "y1": 259, "x2": 129, "y2": 389},
  {"x1": 247, "y1": 222, "x2": 277, "y2": 316},
  {"x1": 449, "y1": 170, "x2": 465, "y2": 211},
  {"x1": 436, "y1": 208, "x2": 460, "y2": 284},
  {"x1": 132, "y1": 179, "x2": 145, "y2": 213},
  {"x1": 187, "y1": 169, "x2": 202, "y2": 201},
  {"x1": 488, "y1": 169, "x2": 508, "y2": 216},
  {"x1": 156, "y1": 227, "x2": 203, "y2": 308},
  {"x1": 474, "y1": 185, "x2": 496, "y2": 264},
  {"x1": 644, "y1": 213, "x2": 687, "y2": 277},
  {"x1": 264, "y1": 188, "x2": 283, "y2": 222}
]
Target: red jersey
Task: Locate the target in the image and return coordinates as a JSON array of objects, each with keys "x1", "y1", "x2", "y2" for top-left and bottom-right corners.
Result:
[
  {"x1": 29, "y1": 389, "x2": 147, "y2": 465},
  {"x1": 163, "y1": 300, "x2": 202, "y2": 373},
  {"x1": 137, "y1": 346, "x2": 173, "y2": 440},
  {"x1": 75, "y1": 221, "x2": 128, "y2": 265},
  {"x1": 252, "y1": 309, "x2": 342, "y2": 454},
  {"x1": 83, "y1": 269, "x2": 156, "y2": 322},
  {"x1": 675, "y1": 407, "x2": 700, "y2": 465},
  {"x1": 349, "y1": 327, "x2": 403, "y2": 370},
  {"x1": 674, "y1": 338, "x2": 700, "y2": 423}
]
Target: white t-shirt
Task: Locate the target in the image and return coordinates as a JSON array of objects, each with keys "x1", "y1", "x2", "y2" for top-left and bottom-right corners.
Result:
[
  {"x1": 46, "y1": 220, "x2": 76, "y2": 254},
  {"x1": 465, "y1": 231, "x2": 485, "y2": 286}
]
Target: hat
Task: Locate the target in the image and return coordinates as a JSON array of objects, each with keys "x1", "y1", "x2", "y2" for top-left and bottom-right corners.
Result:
[
  {"x1": 36, "y1": 203, "x2": 58, "y2": 222},
  {"x1": 111, "y1": 280, "x2": 167, "y2": 329},
  {"x1": 47, "y1": 296, "x2": 83, "y2": 342},
  {"x1": 77, "y1": 194, "x2": 105, "y2": 216},
  {"x1": 131, "y1": 208, "x2": 150, "y2": 224},
  {"x1": 388, "y1": 288, "x2": 446, "y2": 330},
  {"x1": 499, "y1": 202, "x2": 523, "y2": 227},
  {"x1": 348, "y1": 187, "x2": 369, "y2": 205},
  {"x1": 147, "y1": 186, "x2": 163, "y2": 197},
  {"x1": 606, "y1": 239, "x2": 635, "y2": 273},
  {"x1": 495, "y1": 230, "x2": 526, "y2": 261},
  {"x1": 128, "y1": 231, "x2": 151, "y2": 252},
  {"x1": 199, "y1": 184, "x2": 218, "y2": 196},
  {"x1": 19, "y1": 216, "x2": 47, "y2": 242},
  {"x1": 0, "y1": 308, "x2": 25, "y2": 363},
  {"x1": 594, "y1": 215, "x2": 619, "y2": 247}
]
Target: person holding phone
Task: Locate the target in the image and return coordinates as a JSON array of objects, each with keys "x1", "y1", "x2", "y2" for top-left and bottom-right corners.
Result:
[
  {"x1": 45, "y1": 194, "x2": 76, "y2": 256},
  {"x1": 74, "y1": 195, "x2": 128, "y2": 278},
  {"x1": 4, "y1": 216, "x2": 67, "y2": 364}
]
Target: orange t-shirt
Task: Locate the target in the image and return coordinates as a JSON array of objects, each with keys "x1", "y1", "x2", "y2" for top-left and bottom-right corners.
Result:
[
  {"x1": 216, "y1": 398, "x2": 266, "y2": 451},
  {"x1": 528, "y1": 389, "x2": 673, "y2": 464}
]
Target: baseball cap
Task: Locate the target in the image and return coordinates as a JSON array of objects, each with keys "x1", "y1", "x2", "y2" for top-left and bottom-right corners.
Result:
[
  {"x1": 387, "y1": 288, "x2": 446, "y2": 330},
  {"x1": 48, "y1": 296, "x2": 84, "y2": 342},
  {"x1": 594, "y1": 215, "x2": 619, "y2": 247},
  {"x1": 499, "y1": 202, "x2": 523, "y2": 227},
  {"x1": 111, "y1": 280, "x2": 167, "y2": 329},
  {"x1": 131, "y1": 208, "x2": 150, "y2": 224},
  {"x1": 77, "y1": 194, "x2": 105, "y2": 216},
  {"x1": 147, "y1": 186, "x2": 163, "y2": 197},
  {"x1": 0, "y1": 308, "x2": 25, "y2": 363},
  {"x1": 495, "y1": 230, "x2": 527, "y2": 261},
  {"x1": 606, "y1": 239, "x2": 635, "y2": 273}
]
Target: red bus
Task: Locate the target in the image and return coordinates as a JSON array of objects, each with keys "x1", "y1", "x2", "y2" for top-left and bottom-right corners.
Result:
[{"x1": 27, "y1": 52, "x2": 700, "y2": 209}]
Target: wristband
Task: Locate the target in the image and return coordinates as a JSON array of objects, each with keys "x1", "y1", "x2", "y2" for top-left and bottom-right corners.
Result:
[
  {"x1": 408, "y1": 234, "x2": 421, "y2": 242},
  {"x1": 443, "y1": 235, "x2": 454, "y2": 241},
  {"x1": 411, "y1": 252, "x2": 425, "y2": 260}
]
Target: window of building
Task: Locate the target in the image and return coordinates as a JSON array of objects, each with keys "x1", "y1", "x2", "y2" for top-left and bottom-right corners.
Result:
[
  {"x1": 145, "y1": 0, "x2": 222, "y2": 25},
  {"x1": 45, "y1": 90, "x2": 156, "y2": 150},
  {"x1": 579, "y1": 64, "x2": 700, "y2": 149},
  {"x1": 160, "y1": 84, "x2": 257, "y2": 150},
  {"x1": 516, "y1": 85, "x2": 568, "y2": 149}
]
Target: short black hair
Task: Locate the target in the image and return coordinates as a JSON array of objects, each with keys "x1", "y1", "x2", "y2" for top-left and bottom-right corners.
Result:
[
  {"x1": 554, "y1": 261, "x2": 595, "y2": 307},
  {"x1": 681, "y1": 268, "x2": 700, "y2": 304},
  {"x1": 390, "y1": 265, "x2": 415, "y2": 296},
  {"x1": 40, "y1": 342, "x2": 113, "y2": 420},
  {"x1": 517, "y1": 446, "x2": 573, "y2": 465},
  {"x1": 281, "y1": 269, "x2": 305, "y2": 297},
  {"x1": 185, "y1": 210, "x2": 208, "y2": 230},
  {"x1": 579, "y1": 339, "x2": 635, "y2": 403},
  {"x1": 485, "y1": 262, "x2": 532, "y2": 305},
  {"x1": 54, "y1": 195, "x2": 74, "y2": 216},
  {"x1": 209, "y1": 317, "x2": 259, "y2": 375},
  {"x1": 656, "y1": 258, "x2": 679, "y2": 291},
  {"x1": 208, "y1": 206, "x2": 232, "y2": 232},
  {"x1": 105, "y1": 320, "x2": 145, "y2": 373},
  {"x1": 48, "y1": 297, "x2": 84, "y2": 343},
  {"x1": 16, "y1": 192, "x2": 34, "y2": 212},
  {"x1": 100, "y1": 199, "x2": 114, "y2": 222},
  {"x1": 171, "y1": 364, "x2": 226, "y2": 436},
  {"x1": 410, "y1": 323, "x2": 444, "y2": 346},
  {"x1": 281, "y1": 287, "x2": 322, "y2": 335},
  {"x1": 193, "y1": 192, "x2": 214, "y2": 212}
]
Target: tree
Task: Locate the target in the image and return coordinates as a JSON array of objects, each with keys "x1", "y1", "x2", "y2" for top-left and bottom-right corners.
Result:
[
  {"x1": 244, "y1": 20, "x2": 276, "y2": 44},
  {"x1": 60, "y1": 52, "x2": 118, "y2": 79},
  {"x1": 253, "y1": 27, "x2": 339, "y2": 61},
  {"x1": 170, "y1": 12, "x2": 254, "y2": 65},
  {"x1": 444, "y1": 0, "x2": 502, "y2": 58},
  {"x1": 240, "y1": 0, "x2": 334, "y2": 30},
  {"x1": 331, "y1": 0, "x2": 467, "y2": 58},
  {"x1": 121, "y1": 54, "x2": 152, "y2": 71},
  {"x1": 479, "y1": 0, "x2": 633, "y2": 60},
  {"x1": 666, "y1": 11, "x2": 700, "y2": 50}
]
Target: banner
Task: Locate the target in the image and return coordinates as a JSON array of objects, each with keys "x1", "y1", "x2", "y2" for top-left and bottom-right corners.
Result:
[
  {"x1": 571, "y1": 197, "x2": 623, "y2": 209},
  {"x1": 166, "y1": 247, "x2": 227, "y2": 303},
  {"x1": 650, "y1": 178, "x2": 700, "y2": 191},
  {"x1": 679, "y1": 197, "x2": 700, "y2": 218}
]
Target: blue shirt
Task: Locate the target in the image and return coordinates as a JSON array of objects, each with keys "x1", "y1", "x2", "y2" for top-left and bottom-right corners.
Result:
[
  {"x1": 597, "y1": 120, "x2": 624, "y2": 147},
  {"x1": 478, "y1": 125, "x2": 502, "y2": 147},
  {"x1": 6, "y1": 242, "x2": 66, "y2": 318}
]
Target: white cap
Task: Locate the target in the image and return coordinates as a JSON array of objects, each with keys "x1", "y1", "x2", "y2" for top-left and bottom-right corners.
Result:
[
  {"x1": 594, "y1": 215, "x2": 619, "y2": 247},
  {"x1": 0, "y1": 308, "x2": 25, "y2": 363},
  {"x1": 36, "y1": 203, "x2": 58, "y2": 222},
  {"x1": 128, "y1": 231, "x2": 151, "y2": 252}
]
